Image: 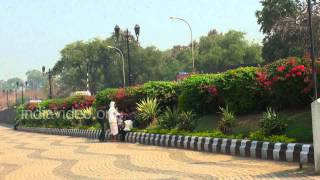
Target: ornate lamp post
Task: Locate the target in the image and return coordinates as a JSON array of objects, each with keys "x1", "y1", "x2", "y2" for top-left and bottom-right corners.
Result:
[
  {"x1": 170, "y1": 16, "x2": 195, "y2": 72},
  {"x1": 42, "y1": 66, "x2": 53, "y2": 99},
  {"x1": 114, "y1": 24, "x2": 140, "y2": 86}
]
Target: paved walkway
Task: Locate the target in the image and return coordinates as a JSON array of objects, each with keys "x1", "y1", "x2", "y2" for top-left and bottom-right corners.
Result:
[{"x1": 0, "y1": 126, "x2": 317, "y2": 179}]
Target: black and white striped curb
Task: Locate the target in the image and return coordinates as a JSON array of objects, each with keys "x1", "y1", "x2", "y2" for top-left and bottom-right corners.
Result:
[
  {"x1": 16, "y1": 126, "x2": 121, "y2": 141},
  {"x1": 125, "y1": 132, "x2": 314, "y2": 164},
  {"x1": 16, "y1": 127, "x2": 313, "y2": 164}
]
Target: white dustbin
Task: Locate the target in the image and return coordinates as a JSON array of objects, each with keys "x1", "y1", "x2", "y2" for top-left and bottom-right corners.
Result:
[{"x1": 124, "y1": 120, "x2": 133, "y2": 131}]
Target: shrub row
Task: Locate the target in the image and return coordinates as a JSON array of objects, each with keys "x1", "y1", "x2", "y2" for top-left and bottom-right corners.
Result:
[
  {"x1": 25, "y1": 95, "x2": 95, "y2": 111},
  {"x1": 95, "y1": 57, "x2": 314, "y2": 114}
]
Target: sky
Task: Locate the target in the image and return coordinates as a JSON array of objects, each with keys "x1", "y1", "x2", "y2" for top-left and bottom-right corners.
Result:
[{"x1": 0, "y1": 0, "x2": 263, "y2": 80}]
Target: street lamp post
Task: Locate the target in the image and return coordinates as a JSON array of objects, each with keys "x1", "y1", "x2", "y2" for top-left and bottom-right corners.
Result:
[
  {"x1": 307, "y1": 0, "x2": 318, "y2": 100},
  {"x1": 114, "y1": 24, "x2": 140, "y2": 86},
  {"x1": 42, "y1": 66, "x2": 53, "y2": 99},
  {"x1": 170, "y1": 16, "x2": 195, "y2": 72},
  {"x1": 20, "y1": 81, "x2": 28, "y2": 104},
  {"x1": 86, "y1": 58, "x2": 90, "y2": 93},
  {"x1": 107, "y1": 45, "x2": 126, "y2": 88}
]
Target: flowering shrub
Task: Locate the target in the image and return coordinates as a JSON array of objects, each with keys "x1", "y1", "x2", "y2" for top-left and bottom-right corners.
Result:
[
  {"x1": 39, "y1": 95, "x2": 95, "y2": 111},
  {"x1": 112, "y1": 87, "x2": 140, "y2": 113},
  {"x1": 257, "y1": 57, "x2": 313, "y2": 107},
  {"x1": 25, "y1": 102, "x2": 39, "y2": 111},
  {"x1": 202, "y1": 85, "x2": 218, "y2": 96}
]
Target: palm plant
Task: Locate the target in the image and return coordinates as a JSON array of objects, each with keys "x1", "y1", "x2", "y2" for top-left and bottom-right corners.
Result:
[
  {"x1": 218, "y1": 106, "x2": 236, "y2": 134},
  {"x1": 136, "y1": 97, "x2": 159, "y2": 127}
]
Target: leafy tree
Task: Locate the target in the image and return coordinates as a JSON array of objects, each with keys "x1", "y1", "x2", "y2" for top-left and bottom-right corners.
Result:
[
  {"x1": 26, "y1": 70, "x2": 46, "y2": 90},
  {"x1": 256, "y1": 0, "x2": 320, "y2": 61},
  {"x1": 197, "y1": 30, "x2": 262, "y2": 72}
]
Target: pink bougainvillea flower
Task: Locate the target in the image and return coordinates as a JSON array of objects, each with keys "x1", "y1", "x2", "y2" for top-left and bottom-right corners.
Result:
[
  {"x1": 277, "y1": 66, "x2": 285, "y2": 72},
  {"x1": 296, "y1": 71, "x2": 302, "y2": 76},
  {"x1": 271, "y1": 76, "x2": 280, "y2": 82},
  {"x1": 285, "y1": 73, "x2": 292, "y2": 78}
]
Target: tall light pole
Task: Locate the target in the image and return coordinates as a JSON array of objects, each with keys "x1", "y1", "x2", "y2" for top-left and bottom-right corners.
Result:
[
  {"x1": 307, "y1": 0, "x2": 318, "y2": 100},
  {"x1": 107, "y1": 45, "x2": 126, "y2": 88},
  {"x1": 114, "y1": 24, "x2": 140, "y2": 86},
  {"x1": 20, "y1": 81, "x2": 27, "y2": 104},
  {"x1": 15, "y1": 82, "x2": 18, "y2": 105},
  {"x1": 42, "y1": 66, "x2": 53, "y2": 99},
  {"x1": 86, "y1": 58, "x2": 90, "y2": 93},
  {"x1": 170, "y1": 16, "x2": 195, "y2": 72}
]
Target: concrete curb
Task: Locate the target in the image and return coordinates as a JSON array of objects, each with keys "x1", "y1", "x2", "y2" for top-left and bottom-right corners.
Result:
[{"x1": 16, "y1": 127, "x2": 314, "y2": 164}]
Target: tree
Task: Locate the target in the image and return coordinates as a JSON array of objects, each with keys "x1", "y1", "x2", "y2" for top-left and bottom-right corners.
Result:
[
  {"x1": 52, "y1": 29, "x2": 262, "y2": 95},
  {"x1": 256, "y1": 0, "x2": 320, "y2": 61},
  {"x1": 256, "y1": 0, "x2": 299, "y2": 34},
  {"x1": 197, "y1": 30, "x2": 262, "y2": 72},
  {"x1": 3, "y1": 77, "x2": 23, "y2": 90},
  {"x1": 26, "y1": 70, "x2": 46, "y2": 90}
]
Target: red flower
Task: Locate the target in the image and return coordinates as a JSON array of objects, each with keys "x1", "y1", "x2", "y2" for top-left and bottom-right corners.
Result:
[
  {"x1": 256, "y1": 72, "x2": 267, "y2": 82},
  {"x1": 272, "y1": 76, "x2": 280, "y2": 82},
  {"x1": 296, "y1": 72, "x2": 302, "y2": 76},
  {"x1": 277, "y1": 66, "x2": 286, "y2": 72},
  {"x1": 206, "y1": 85, "x2": 218, "y2": 96},
  {"x1": 285, "y1": 73, "x2": 292, "y2": 78},
  {"x1": 291, "y1": 65, "x2": 305, "y2": 73}
]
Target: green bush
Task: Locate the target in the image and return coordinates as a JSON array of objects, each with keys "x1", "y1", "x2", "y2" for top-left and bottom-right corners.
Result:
[
  {"x1": 176, "y1": 110, "x2": 197, "y2": 131},
  {"x1": 178, "y1": 67, "x2": 260, "y2": 114},
  {"x1": 217, "y1": 106, "x2": 236, "y2": 134},
  {"x1": 136, "y1": 98, "x2": 159, "y2": 127},
  {"x1": 260, "y1": 108, "x2": 288, "y2": 135},
  {"x1": 138, "y1": 81, "x2": 179, "y2": 109},
  {"x1": 157, "y1": 107, "x2": 180, "y2": 129},
  {"x1": 94, "y1": 88, "x2": 117, "y2": 108},
  {"x1": 219, "y1": 67, "x2": 260, "y2": 113},
  {"x1": 178, "y1": 74, "x2": 222, "y2": 113}
]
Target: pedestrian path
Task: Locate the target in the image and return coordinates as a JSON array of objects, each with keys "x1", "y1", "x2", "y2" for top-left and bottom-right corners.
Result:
[{"x1": 0, "y1": 126, "x2": 317, "y2": 179}]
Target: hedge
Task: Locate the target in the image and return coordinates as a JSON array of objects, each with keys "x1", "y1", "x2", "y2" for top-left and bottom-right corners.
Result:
[{"x1": 95, "y1": 57, "x2": 313, "y2": 115}]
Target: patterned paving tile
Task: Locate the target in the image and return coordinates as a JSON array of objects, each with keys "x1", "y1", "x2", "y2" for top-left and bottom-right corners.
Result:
[{"x1": 0, "y1": 126, "x2": 318, "y2": 179}]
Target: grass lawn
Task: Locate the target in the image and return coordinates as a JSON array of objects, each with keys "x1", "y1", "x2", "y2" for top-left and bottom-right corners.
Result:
[{"x1": 195, "y1": 108, "x2": 313, "y2": 143}]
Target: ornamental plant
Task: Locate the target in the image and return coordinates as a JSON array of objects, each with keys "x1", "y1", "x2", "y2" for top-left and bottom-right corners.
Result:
[
  {"x1": 217, "y1": 106, "x2": 236, "y2": 134},
  {"x1": 112, "y1": 87, "x2": 140, "y2": 112},
  {"x1": 260, "y1": 107, "x2": 288, "y2": 135},
  {"x1": 25, "y1": 102, "x2": 39, "y2": 111},
  {"x1": 136, "y1": 98, "x2": 159, "y2": 127},
  {"x1": 256, "y1": 57, "x2": 312, "y2": 108}
]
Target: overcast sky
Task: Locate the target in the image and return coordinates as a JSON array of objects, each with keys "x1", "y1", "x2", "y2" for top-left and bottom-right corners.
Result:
[{"x1": 0, "y1": 0, "x2": 263, "y2": 80}]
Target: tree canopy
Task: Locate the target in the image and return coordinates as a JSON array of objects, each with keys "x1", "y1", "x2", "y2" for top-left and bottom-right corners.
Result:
[{"x1": 50, "y1": 29, "x2": 262, "y2": 97}]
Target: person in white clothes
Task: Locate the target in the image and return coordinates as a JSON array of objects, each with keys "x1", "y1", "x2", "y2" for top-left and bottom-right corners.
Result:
[{"x1": 108, "y1": 101, "x2": 120, "y2": 141}]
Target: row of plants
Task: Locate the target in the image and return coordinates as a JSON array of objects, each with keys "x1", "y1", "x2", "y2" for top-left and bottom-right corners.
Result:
[
  {"x1": 95, "y1": 57, "x2": 314, "y2": 115},
  {"x1": 25, "y1": 95, "x2": 95, "y2": 111},
  {"x1": 17, "y1": 57, "x2": 314, "y2": 143},
  {"x1": 17, "y1": 95, "x2": 98, "y2": 129},
  {"x1": 133, "y1": 97, "x2": 295, "y2": 143}
]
